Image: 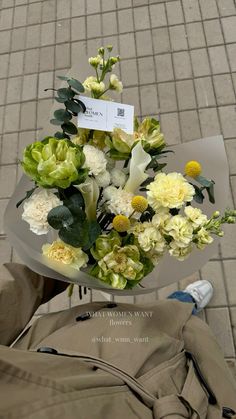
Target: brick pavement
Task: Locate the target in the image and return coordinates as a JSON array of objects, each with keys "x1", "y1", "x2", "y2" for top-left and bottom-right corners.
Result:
[{"x1": 0, "y1": 0, "x2": 236, "y2": 362}]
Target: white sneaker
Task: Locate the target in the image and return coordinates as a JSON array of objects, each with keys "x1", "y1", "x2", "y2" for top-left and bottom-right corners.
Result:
[{"x1": 184, "y1": 280, "x2": 213, "y2": 311}]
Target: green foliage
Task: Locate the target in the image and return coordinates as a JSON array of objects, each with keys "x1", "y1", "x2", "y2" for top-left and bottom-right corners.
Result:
[{"x1": 47, "y1": 205, "x2": 74, "y2": 230}]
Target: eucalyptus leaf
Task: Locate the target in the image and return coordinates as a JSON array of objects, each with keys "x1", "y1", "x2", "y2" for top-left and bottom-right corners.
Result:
[
  {"x1": 192, "y1": 185, "x2": 205, "y2": 204},
  {"x1": 67, "y1": 78, "x2": 85, "y2": 93},
  {"x1": 47, "y1": 205, "x2": 74, "y2": 230},
  {"x1": 57, "y1": 76, "x2": 70, "y2": 81},
  {"x1": 75, "y1": 99, "x2": 86, "y2": 113},
  {"x1": 206, "y1": 183, "x2": 215, "y2": 204},
  {"x1": 195, "y1": 175, "x2": 212, "y2": 188},
  {"x1": 64, "y1": 193, "x2": 85, "y2": 218},
  {"x1": 54, "y1": 109, "x2": 72, "y2": 122},
  {"x1": 65, "y1": 100, "x2": 84, "y2": 114},
  {"x1": 59, "y1": 222, "x2": 88, "y2": 248},
  {"x1": 50, "y1": 118, "x2": 64, "y2": 126},
  {"x1": 83, "y1": 221, "x2": 101, "y2": 251},
  {"x1": 55, "y1": 97, "x2": 67, "y2": 103},
  {"x1": 62, "y1": 121, "x2": 78, "y2": 135},
  {"x1": 57, "y1": 88, "x2": 75, "y2": 100},
  {"x1": 54, "y1": 131, "x2": 70, "y2": 140}
]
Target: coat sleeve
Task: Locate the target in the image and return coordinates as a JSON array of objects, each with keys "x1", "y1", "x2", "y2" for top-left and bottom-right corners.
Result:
[
  {"x1": 182, "y1": 314, "x2": 236, "y2": 411},
  {"x1": 0, "y1": 263, "x2": 67, "y2": 346}
]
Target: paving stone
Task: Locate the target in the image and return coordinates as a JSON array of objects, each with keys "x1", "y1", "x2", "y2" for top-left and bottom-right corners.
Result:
[
  {"x1": 179, "y1": 110, "x2": 201, "y2": 142},
  {"x1": 118, "y1": 9, "x2": 134, "y2": 33},
  {"x1": 27, "y1": 2, "x2": 42, "y2": 25},
  {"x1": 0, "y1": 79, "x2": 7, "y2": 106},
  {"x1": 209, "y1": 45, "x2": 230, "y2": 74},
  {"x1": 102, "y1": 0, "x2": 116, "y2": 12},
  {"x1": 186, "y1": 22, "x2": 205, "y2": 49},
  {"x1": 221, "y1": 16, "x2": 236, "y2": 44},
  {"x1": 225, "y1": 139, "x2": 236, "y2": 175},
  {"x1": 194, "y1": 77, "x2": 216, "y2": 108},
  {"x1": 6, "y1": 76, "x2": 22, "y2": 104},
  {"x1": 232, "y1": 72, "x2": 236, "y2": 92},
  {"x1": 201, "y1": 261, "x2": 227, "y2": 306},
  {"x1": 22, "y1": 74, "x2": 38, "y2": 101},
  {"x1": 102, "y1": 12, "x2": 118, "y2": 36},
  {"x1": 0, "y1": 107, "x2": 4, "y2": 134},
  {"x1": 24, "y1": 49, "x2": 40, "y2": 74},
  {"x1": 0, "y1": 30, "x2": 11, "y2": 54},
  {"x1": 9, "y1": 51, "x2": 24, "y2": 77},
  {"x1": 57, "y1": 0, "x2": 71, "y2": 19},
  {"x1": 13, "y1": 5, "x2": 27, "y2": 27},
  {"x1": 191, "y1": 49, "x2": 211, "y2": 77},
  {"x1": 40, "y1": 22, "x2": 55, "y2": 46},
  {"x1": 2, "y1": 0, "x2": 14, "y2": 7},
  {"x1": 217, "y1": 0, "x2": 236, "y2": 16},
  {"x1": 0, "y1": 239, "x2": 12, "y2": 264},
  {"x1": 103, "y1": 35, "x2": 119, "y2": 55},
  {"x1": 87, "y1": 14, "x2": 102, "y2": 38},
  {"x1": 117, "y1": 0, "x2": 132, "y2": 7},
  {"x1": 199, "y1": 108, "x2": 221, "y2": 137},
  {"x1": 0, "y1": 54, "x2": 9, "y2": 79},
  {"x1": 18, "y1": 130, "x2": 36, "y2": 157},
  {"x1": 138, "y1": 56, "x2": 156, "y2": 84},
  {"x1": 71, "y1": 17, "x2": 86, "y2": 41},
  {"x1": 231, "y1": 176, "x2": 236, "y2": 206},
  {"x1": 0, "y1": 199, "x2": 9, "y2": 234},
  {"x1": 122, "y1": 86, "x2": 141, "y2": 115},
  {"x1": 0, "y1": 165, "x2": 17, "y2": 198},
  {"x1": 38, "y1": 71, "x2": 54, "y2": 99},
  {"x1": 173, "y1": 51, "x2": 192, "y2": 79},
  {"x1": 4, "y1": 104, "x2": 20, "y2": 132},
  {"x1": 182, "y1": 0, "x2": 201, "y2": 22},
  {"x1": 37, "y1": 98, "x2": 54, "y2": 129},
  {"x1": 221, "y1": 222, "x2": 236, "y2": 257},
  {"x1": 42, "y1": 0, "x2": 56, "y2": 23},
  {"x1": 119, "y1": 32, "x2": 136, "y2": 58},
  {"x1": 0, "y1": 8, "x2": 13, "y2": 30},
  {"x1": 56, "y1": 19, "x2": 70, "y2": 44},
  {"x1": 26, "y1": 25, "x2": 41, "y2": 49},
  {"x1": 158, "y1": 82, "x2": 177, "y2": 112},
  {"x1": 71, "y1": 0, "x2": 85, "y2": 17},
  {"x1": 199, "y1": 0, "x2": 219, "y2": 19},
  {"x1": 86, "y1": 0, "x2": 100, "y2": 14},
  {"x1": 169, "y1": 25, "x2": 188, "y2": 51},
  {"x1": 206, "y1": 307, "x2": 235, "y2": 357},
  {"x1": 11, "y1": 27, "x2": 26, "y2": 52},
  {"x1": 152, "y1": 28, "x2": 171, "y2": 54},
  {"x1": 219, "y1": 105, "x2": 236, "y2": 138},
  {"x1": 203, "y1": 19, "x2": 224, "y2": 46},
  {"x1": 176, "y1": 79, "x2": 196, "y2": 110},
  {"x1": 222, "y1": 260, "x2": 236, "y2": 305},
  {"x1": 140, "y1": 84, "x2": 159, "y2": 115},
  {"x1": 227, "y1": 44, "x2": 236, "y2": 72},
  {"x1": 0, "y1": 133, "x2": 18, "y2": 164},
  {"x1": 134, "y1": 6, "x2": 150, "y2": 30},
  {"x1": 166, "y1": 1, "x2": 184, "y2": 25},
  {"x1": 149, "y1": 3, "x2": 167, "y2": 27},
  {"x1": 160, "y1": 112, "x2": 181, "y2": 145},
  {"x1": 20, "y1": 101, "x2": 36, "y2": 130},
  {"x1": 136, "y1": 30, "x2": 153, "y2": 56},
  {"x1": 155, "y1": 54, "x2": 174, "y2": 82},
  {"x1": 39, "y1": 46, "x2": 55, "y2": 71},
  {"x1": 121, "y1": 58, "x2": 138, "y2": 86},
  {"x1": 213, "y1": 74, "x2": 235, "y2": 105},
  {"x1": 87, "y1": 38, "x2": 103, "y2": 57}
]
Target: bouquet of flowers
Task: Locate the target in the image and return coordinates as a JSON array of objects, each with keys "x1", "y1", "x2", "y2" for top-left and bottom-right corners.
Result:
[{"x1": 14, "y1": 46, "x2": 236, "y2": 291}]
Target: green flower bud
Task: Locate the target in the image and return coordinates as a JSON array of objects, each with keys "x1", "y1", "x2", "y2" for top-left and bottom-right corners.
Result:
[
  {"x1": 227, "y1": 216, "x2": 236, "y2": 224},
  {"x1": 98, "y1": 47, "x2": 105, "y2": 56},
  {"x1": 106, "y1": 45, "x2": 113, "y2": 52},
  {"x1": 22, "y1": 137, "x2": 85, "y2": 189},
  {"x1": 212, "y1": 210, "x2": 220, "y2": 218}
]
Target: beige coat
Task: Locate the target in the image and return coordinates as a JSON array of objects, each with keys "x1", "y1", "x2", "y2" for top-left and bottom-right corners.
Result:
[{"x1": 0, "y1": 263, "x2": 236, "y2": 419}]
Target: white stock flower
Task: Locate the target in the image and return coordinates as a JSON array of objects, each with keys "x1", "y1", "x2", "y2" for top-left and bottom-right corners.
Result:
[
  {"x1": 22, "y1": 189, "x2": 62, "y2": 235},
  {"x1": 88, "y1": 55, "x2": 103, "y2": 67},
  {"x1": 164, "y1": 215, "x2": 193, "y2": 248},
  {"x1": 196, "y1": 227, "x2": 213, "y2": 250},
  {"x1": 138, "y1": 226, "x2": 166, "y2": 253},
  {"x1": 147, "y1": 172, "x2": 195, "y2": 211},
  {"x1": 169, "y1": 242, "x2": 193, "y2": 261},
  {"x1": 184, "y1": 206, "x2": 207, "y2": 229},
  {"x1": 107, "y1": 188, "x2": 134, "y2": 217},
  {"x1": 103, "y1": 185, "x2": 117, "y2": 201},
  {"x1": 152, "y1": 209, "x2": 171, "y2": 230},
  {"x1": 83, "y1": 76, "x2": 105, "y2": 94},
  {"x1": 83, "y1": 144, "x2": 107, "y2": 176},
  {"x1": 110, "y1": 168, "x2": 127, "y2": 187},
  {"x1": 95, "y1": 170, "x2": 111, "y2": 188},
  {"x1": 109, "y1": 74, "x2": 123, "y2": 93}
]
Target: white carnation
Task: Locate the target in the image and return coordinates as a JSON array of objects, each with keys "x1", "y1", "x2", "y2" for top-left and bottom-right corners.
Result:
[
  {"x1": 138, "y1": 226, "x2": 166, "y2": 253},
  {"x1": 109, "y1": 74, "x2": 123, "y2": 93},
  {"x1": 169, "y1": 242, "x2": 193, "y2": 261},
  {"x1": 83, "y1": 144, "x2": 107, "y2": 176},
  {"x1": 110, "y1": 168, "x2": 127, "y2": 187},
  {"x1": 22, "y1": 189, "x2": 62, "y2": 235},
  {"x1": 95, "y1": 170, "x2": 111, "y2": 188},
  {"x1": 107, "y1": 188, "x2": 134, "y2": 217},
  {"x1": 164, "y1": 215, "x2": 193, "y2": 248}
]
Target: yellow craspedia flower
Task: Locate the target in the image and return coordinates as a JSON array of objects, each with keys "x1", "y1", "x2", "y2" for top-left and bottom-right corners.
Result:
[
  {"x1": 112, "y1": 215, "x2": 131, "y2": 232},
  {"x1": 131, "y1": 195, "x2": 148, "y2": 213},
  {"x1": 185, "y1": 160, "x2": 202, "y2": 178}
]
